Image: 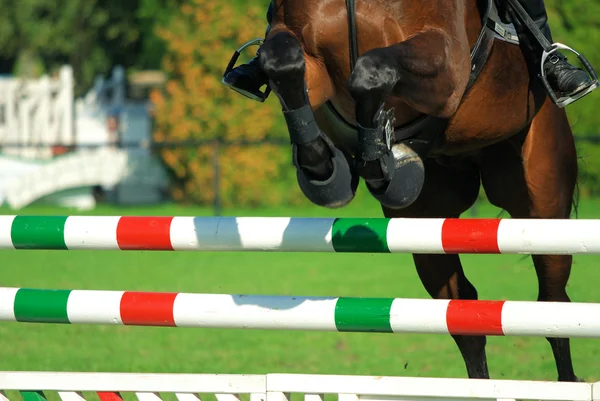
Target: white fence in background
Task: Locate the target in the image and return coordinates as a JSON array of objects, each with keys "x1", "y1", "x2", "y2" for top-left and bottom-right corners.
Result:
[
  {"x1": 0, "y1": 66, "x2": 74, "y2": 159},
  {"x1": 0, "y1": 65, "x2": 168, "y2": 208}
]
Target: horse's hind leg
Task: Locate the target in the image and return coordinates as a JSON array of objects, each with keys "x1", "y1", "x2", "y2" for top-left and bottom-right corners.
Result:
[
  {"x1": 384, "y1": 159, "x2": 490, "y2": 379},
  {"x1": 480, "y1": 101, "x2": 581, "y2": 382},
  {"x1": 414, "y1": 254, "x2": 490, "y2": 378},
  {"x1": 259, "y1": 29, "x2": 359, "y2": 208}
]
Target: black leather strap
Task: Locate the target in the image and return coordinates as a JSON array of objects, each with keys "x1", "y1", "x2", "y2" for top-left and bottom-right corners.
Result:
[
  {"x1": 465, "y1": 0, "x2": 496, "y2": 90},
  {"x1": 505, "y1": 0, "x2": 553, "y2": 52},
  {"x1": 345, "y1": 0, "x2": 359, "y2": 70}
]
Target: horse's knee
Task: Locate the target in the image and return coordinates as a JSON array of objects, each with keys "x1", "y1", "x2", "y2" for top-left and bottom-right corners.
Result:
[
  {"x1": 348, "y1": 49, "x2": 398, "y2": 102},
  {"x1": 260, "y1": 31, "x2": 305, "y2": 82}
]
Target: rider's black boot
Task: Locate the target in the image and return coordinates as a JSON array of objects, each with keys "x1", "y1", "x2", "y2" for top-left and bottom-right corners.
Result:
[
  {"x1": 543, "y1": 51, "x2": 593, "y2": 101},
  {"x1": 222, "y1": 3, "x2": 273, "y2": 102},
  {"x1": 508, "y1": 0, "x2": 598, "y2": 106}
]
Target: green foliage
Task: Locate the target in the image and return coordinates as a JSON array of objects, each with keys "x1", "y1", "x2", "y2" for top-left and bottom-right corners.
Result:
[
  {"x1": 544, "y1": 0, "x2": 600, "y2": 135},
  {"x1": 544, "y1": 0, "x2": 600, "y2": 195},
  {"x1": 150, "y1": 0, "x2": 302, "y2": 207},
  {"x1": 0, "y1": 0, "x2": 140, "y2": 95},
  {"x1": 575, "y1": 139, "x2": 600, "y2": 197},
  {"x1": 136, "y1": 0, "x2": 182, "y2": 69}
]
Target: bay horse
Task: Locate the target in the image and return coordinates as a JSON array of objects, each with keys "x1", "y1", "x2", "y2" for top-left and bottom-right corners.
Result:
[{"x1": 254, "y1": 0, "x2": 587, "y2": 382}]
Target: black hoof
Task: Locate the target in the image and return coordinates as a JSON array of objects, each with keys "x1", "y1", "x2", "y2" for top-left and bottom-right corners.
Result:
[
  {"x1": 366, "y1": 142, "x2": 425, "y2": 209},
  {"x1": 296, "y1": 145, "x2": 359, "y2": 209}
]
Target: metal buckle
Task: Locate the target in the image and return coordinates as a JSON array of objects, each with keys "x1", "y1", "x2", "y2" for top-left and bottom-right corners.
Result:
[
  {"x1": 222, "y1": 38, "x2": 271, "y2": 102},
  {"x1": 385, "y1": 119, "x2": 392, "y2": 150},
  {"x1": 540, "y1": 43, "x2": 599, "y2": 108},
  {"x1": 373, "y1": 105, "x2": 396, "y2": 151}
]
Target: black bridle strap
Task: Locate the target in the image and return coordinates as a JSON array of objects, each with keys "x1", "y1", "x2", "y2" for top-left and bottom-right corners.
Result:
[{"x1": 345, "y1": 0, "x2": 359, "y2": 70}]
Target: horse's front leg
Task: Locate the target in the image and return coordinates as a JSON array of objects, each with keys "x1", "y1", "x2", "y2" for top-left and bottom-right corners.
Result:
[
  {"x1": 259, "y1": 29, "x2": 359, "y2": 208},
  {"x1": 348, "y1": 29, "x2": 470, "y2": 209}
]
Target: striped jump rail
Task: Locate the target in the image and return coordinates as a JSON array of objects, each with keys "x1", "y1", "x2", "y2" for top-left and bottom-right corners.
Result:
[
  {"x1": 2, "y1": 287, "x2": 600, "y2": 338},
  {"x1": 1, "y1": 215, "x2": 600, "y2": 254}
]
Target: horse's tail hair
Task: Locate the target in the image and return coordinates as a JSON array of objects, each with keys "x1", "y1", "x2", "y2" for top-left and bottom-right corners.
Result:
[{"x1": 571, "y1": 165, "x2": 580, "y2": 219}]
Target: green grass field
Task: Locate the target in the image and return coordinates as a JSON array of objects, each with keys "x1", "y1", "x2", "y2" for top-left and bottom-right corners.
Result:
[{"x1": 1, "y1": 190, "x2": 600, "y2": 383}]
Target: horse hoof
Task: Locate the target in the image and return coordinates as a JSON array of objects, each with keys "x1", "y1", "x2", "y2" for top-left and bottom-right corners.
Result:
[
  {"x1": 296, "y1": 146, "x2": 359, "y2": 208},
  {"x1": 367, "y1": 142, "x2": 425, "y2": 209}
]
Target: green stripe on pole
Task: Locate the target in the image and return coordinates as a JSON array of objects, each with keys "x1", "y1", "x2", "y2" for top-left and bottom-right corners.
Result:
[
  {"x1": 331, "y1": 218, "x2": 391, "y2": 253},
  {"x1": 10, "y1": 216, "x2": 68, "y2": 249},
  {"x1": 334, "y1": 297, "x2": 394, "y2": 332},
  {"x1": 21, "y1": 392, "x2": 47, "y2": 401},
  {"x1": 14, "y1": 288, "x2": 71, "y2": 323}
]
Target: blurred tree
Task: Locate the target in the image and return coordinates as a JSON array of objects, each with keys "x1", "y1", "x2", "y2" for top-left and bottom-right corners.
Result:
[
  {"x1": 136, "y1": 0, "x2": 182, "y2": 69},
  {"x1": 150, "y1": 0, "x2": 302, "y2": 207},
  {"x1": 544, "y1": 0, "x2": 600, "y2": 196},
  {"x1": 0, "y1": 0, "x2": 140, "y2": 95},
  {"x1": 545, "y1": 0, "x2": 600, "y2": 135}
]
